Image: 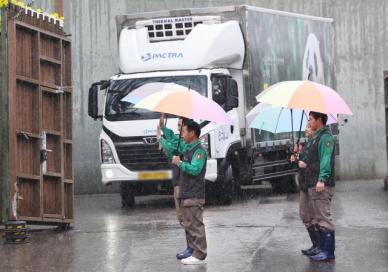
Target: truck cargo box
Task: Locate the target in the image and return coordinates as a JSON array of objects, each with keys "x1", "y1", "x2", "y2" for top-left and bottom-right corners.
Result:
[{"x1": 116, "y1": 5, "x2": 335, "y2": 146}]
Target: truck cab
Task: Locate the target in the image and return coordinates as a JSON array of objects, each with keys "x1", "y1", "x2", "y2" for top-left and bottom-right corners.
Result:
[{"x1": 89, "y1": 67, "x2": 240, "y2": 205}]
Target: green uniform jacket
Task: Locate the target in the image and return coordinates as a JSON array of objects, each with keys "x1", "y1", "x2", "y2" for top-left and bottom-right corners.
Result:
[
  {"x1": 159, "y1": 127, "x2": 206, "y2": 176},
  {"x1": 314, "y1": 127, "x2": 336, "y2": 183},
  {"x1": 178, "y1": 141, "x2": 207, "y2": 199},
  {"x1": 159, "y1": 126, "x2": 187, "y2": 159},
  {"x1": 178, "y1": 140, "x2": 207, "y2": 176},
  {"x1": 304, "y1": 127, "x2": 336, "y2": 187}
]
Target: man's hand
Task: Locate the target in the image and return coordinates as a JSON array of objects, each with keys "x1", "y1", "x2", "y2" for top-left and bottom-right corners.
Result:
[
  {"x1": 156, "y1": 125, "x2": 161, "y2": 140},
  {"x1": 159, "y1": 114, "x2": 165, "y2": 127},
  {"x1": 294, "y1": 144, "x2": 302, "y2": 153},
  {"x1": 172, "y1": 155, "x2": 181, "y2": 166},
  {"x1": 298, "y1": 160, "x2": 307, "y2": 169},
  {"x1": 315, "y1": 181, "x2": 325, "y2": 192},
  {"x1": 290, "y1": 154, "x2": 297, "y2": 162}
]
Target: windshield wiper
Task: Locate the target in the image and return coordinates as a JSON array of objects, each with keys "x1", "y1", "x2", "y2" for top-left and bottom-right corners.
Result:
[
  {"x1": 107, "y1": 88, "x2": 122, "y2": 93},
  {"x1": 123, "y1": 108, "x2": 140, "y2": 115}
]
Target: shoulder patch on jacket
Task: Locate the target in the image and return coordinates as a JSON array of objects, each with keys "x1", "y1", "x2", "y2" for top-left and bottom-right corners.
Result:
[{"x1": 325, "y1": 140, "x2": 333, "y2": 148}]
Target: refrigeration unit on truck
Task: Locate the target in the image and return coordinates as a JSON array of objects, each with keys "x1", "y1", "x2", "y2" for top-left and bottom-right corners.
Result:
[{"x1": 88, "y1": 5, "x2": 335, "y2": 207}]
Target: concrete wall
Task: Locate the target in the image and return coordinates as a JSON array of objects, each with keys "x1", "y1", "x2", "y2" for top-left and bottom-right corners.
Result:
[{"x1": 33, "y1": 0, "x2": 387, "y2": 193}]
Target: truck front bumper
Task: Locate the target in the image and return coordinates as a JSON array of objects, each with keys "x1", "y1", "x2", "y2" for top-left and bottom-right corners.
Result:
[{"x1": 101, "y1": 158, "x2": 218, "y2": 185}]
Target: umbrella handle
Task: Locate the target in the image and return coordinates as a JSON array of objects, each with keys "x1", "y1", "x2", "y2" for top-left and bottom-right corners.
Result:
[
  {"x1": 175, "y1": 117, "x2": 184, "y2": 156},
  {"x1": 296, "y1": 110, "x2": 305, "y2": 145},
  {"x1": 290, "y1": 109, "x2": 294, "y2": 147}
]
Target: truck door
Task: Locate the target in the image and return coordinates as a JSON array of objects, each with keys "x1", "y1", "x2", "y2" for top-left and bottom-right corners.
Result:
[{"x1": 211, "y1": 74, "x2": 239, "y2": 158}]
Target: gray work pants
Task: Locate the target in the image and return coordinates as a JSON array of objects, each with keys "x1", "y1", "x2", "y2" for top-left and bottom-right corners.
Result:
[
  {"x1": 308, "y1": 186, "x2": 335, "y2": 231},
  {"x1": 182, "y1": 199, "x2": 207, "y2": 260},
  {"x1": 299, "y1": 190, "x2": 315, "y2": 228}
]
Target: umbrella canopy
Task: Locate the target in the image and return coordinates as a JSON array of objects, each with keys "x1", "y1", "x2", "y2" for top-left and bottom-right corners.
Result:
[
  {"x1": 121, "y1": 82, "x2": 185, "y2": 104},
  {"x1": 134, "y1": 87, "x2": 232, "y2": 125},
  {"x1": 247, "y1": 103, "x2": 337, "y2": 133},
  {"x1": 256, "y1": 81, "x2": 352, "y2": 115}
]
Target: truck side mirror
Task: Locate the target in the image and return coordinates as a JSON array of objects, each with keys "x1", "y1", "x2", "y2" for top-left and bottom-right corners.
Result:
[
  {"x1": 88, "y1": 81, "x2": 107, "y2": 120},
  {"x1": 88, "y1": 85, "x2": 100, "y2": 120},
  {"x1": 225, "y1": 78, "x2": 239, "y2": 111}
]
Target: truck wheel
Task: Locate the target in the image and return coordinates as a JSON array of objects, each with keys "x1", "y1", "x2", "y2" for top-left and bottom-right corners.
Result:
[
  {"x1": 271, "y1": 175, "x2": 297, "y2": 194},
  {"x1": 120, "y1": 182, "x2": 135, "y2": 208},
  {"x1": 282, "y1": 174, "x2": 297, "y2": 193},
  {"x1": 215, "y1": 164, "x2": 234, "y2": 205}
]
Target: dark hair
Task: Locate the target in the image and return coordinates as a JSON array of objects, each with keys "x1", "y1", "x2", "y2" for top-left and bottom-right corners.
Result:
[
  {"x1": 309, "y1": 111, "x2": 328, "y2": 125},
  {"x1": 178, "y1": 116, "x2": 190, "y2": 126},
  {"x1": 184, "y1": 119, "x2": 201, "y2": 137}
]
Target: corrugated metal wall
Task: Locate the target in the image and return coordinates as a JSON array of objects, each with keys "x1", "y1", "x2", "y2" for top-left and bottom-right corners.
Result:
[{"x1": 33, "y1": 0, "x2": 387, "y2": 194}]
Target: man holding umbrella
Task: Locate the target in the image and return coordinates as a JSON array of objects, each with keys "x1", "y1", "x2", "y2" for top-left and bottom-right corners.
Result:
[
  {"x1": 299, "y1": 111, "x2": 336, "y2": 261},
  {"x1": 254, "y1": 80, "x2": 352, "y2": 261},
  {"x1": 172, "y1": 120, "x2": 207, "y2": 265},
  {"x1": 133, "y1": 82, "x2": 232, "y2": 264},
  {"x1": 291, "y1": 125, "x2": 321, "y2": 257},
  {"x1": 156, "y1": 115, "x2": 192, "y2": 260}
]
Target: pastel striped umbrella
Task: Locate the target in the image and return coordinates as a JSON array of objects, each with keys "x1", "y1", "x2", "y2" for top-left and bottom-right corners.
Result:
[
  {"x1": 246, "y1": 103, "x2": 337, "y2": 133},
  {"x1": 256, "y1": 81, "x2": 352, "y2": 115},
  {"x1": 134, "y1": 86, "x2": 232, "y2": 125}
]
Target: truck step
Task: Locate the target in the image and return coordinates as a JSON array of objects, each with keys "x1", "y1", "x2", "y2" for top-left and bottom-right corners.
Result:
[
  {"x1": 252, "y1": 169, "x2": 297, "y2": 182},
  {"x1": 252, "y1": 159, "x2": 290, "y2": 169},
  {"x1": 240, "y1": 184, "x2": 272, "y2": 190}
]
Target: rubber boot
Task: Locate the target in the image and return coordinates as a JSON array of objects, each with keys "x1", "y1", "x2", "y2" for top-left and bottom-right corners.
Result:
[
  {"x1": 302, "y1": 226, "x2": 317, "y2": 255},
  {"x1": 303, "y1": 225, "x2": 321, "y2": 256},
  {"x1": 310, "y1": 229, "x2": 335, "y2": 261}
]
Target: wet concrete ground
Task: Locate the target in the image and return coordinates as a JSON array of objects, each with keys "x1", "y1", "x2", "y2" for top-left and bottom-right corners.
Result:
[{"x1": 0, "y1": 179, "x2": 387, "y2": 272}]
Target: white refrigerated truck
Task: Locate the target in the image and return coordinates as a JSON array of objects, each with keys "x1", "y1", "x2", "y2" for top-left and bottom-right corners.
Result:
[{"x1": 88, "y1": 6, "x2": 334, "y2": 207}]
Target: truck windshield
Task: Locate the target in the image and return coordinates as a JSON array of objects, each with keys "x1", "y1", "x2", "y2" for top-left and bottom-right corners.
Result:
[{"x1": 105, "y1": 75, "x2": 207, "y2": 121}]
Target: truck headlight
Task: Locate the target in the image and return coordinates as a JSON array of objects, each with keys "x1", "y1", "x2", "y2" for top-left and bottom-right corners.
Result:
[
  {"x1": 199, "y1": 134, "x2": 210, "y2": 157},
  {"x1": 101, "y1": 139, "x2": 115, "y2": 164}
]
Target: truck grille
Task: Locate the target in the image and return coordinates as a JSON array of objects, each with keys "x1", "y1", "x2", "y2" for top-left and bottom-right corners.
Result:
[
  {"x1": 115, "y1": 143, "x2": 170, "y2": 171},
  {"x1": 103, "y1": 126, "x2": 171, "y2": 171}
]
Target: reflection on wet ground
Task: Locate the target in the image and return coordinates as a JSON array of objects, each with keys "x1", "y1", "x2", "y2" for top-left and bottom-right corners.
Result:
[
  {"x1": 304, "y1": 261, "x2": 336, "y2": 272},
  {"x1": 0, "y1": 180, "x2": 387, "y2": 272}
]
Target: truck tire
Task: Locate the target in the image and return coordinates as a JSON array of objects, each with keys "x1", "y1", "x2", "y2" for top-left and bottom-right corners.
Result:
[
  {"x1": 214, "y1": 161, "x2": 236, "y2": 205},
  {"x1": 120, "y1": 182, "x2": 135, "y2": 208},
  {"x1": 271, "y1": 174, "x2": 297, "y2": 194}
]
